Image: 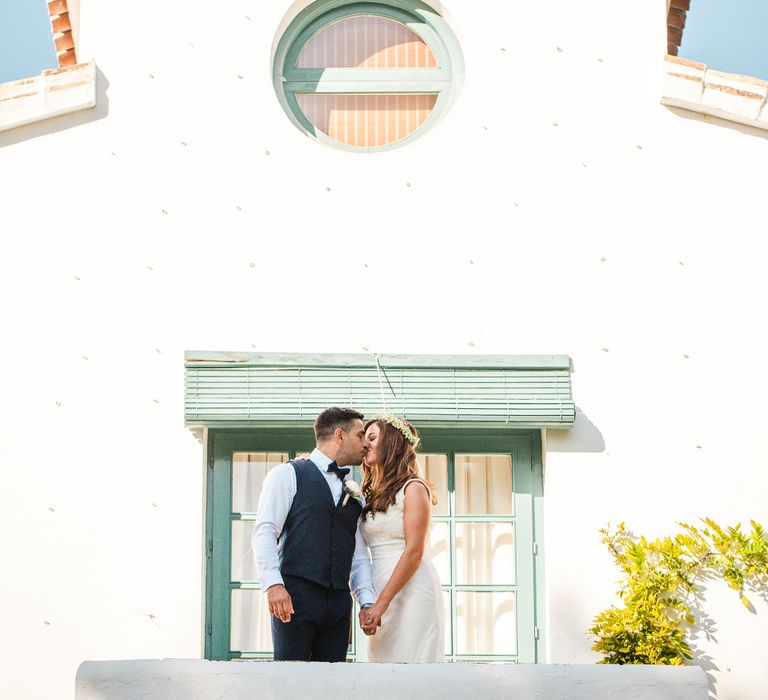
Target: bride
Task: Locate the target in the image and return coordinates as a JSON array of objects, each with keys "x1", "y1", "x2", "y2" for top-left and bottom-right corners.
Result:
[{"x1": 358, "y1": 414, "x2": 444, "y2": 662}]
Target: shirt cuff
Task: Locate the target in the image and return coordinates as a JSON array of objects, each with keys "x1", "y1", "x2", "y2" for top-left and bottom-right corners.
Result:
[
  {"x1": 260, "y1": 571, "x2": 285, "y2": 591},
  {"x1": 355, "y1": 587, "x2": 376, "y2": 607}
]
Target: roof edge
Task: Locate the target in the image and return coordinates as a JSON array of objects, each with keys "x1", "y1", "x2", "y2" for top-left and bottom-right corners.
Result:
[{"x1": 184, "y1": 351, "x2": 572, "y2": 370}]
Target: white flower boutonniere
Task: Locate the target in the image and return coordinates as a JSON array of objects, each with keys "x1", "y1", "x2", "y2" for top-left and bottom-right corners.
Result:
[{"x1": 342, "y1": 479, "x2": 363, "y2": 507}]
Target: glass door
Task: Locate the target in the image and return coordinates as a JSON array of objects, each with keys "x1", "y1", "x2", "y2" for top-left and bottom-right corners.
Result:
[
  {"x1": 420, "y1": 432, "x2": 539, "y2": 663},
  {"x1": 206, "y1": 428, "x2": 370, "y2": 660},
  {"x1": 206, "y1": 429, "x2": 543, "y2": 662}
]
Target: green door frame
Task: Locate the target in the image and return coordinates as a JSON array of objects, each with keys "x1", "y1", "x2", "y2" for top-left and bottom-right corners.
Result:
[{"x1": 205, "y1": 427, "x2": 545, "y2": 662}]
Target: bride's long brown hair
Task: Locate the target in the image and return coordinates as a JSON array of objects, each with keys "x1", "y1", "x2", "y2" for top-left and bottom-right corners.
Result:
[{"x1": 361, "y1": 418, "x2": 437, "y2": 517}]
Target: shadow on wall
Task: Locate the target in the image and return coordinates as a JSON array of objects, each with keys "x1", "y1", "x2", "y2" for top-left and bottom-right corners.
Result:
[
  {"x1": 577, "y1": 587, "x2": 717, "y2": 700},
  {"x1": 0, "y1": 65, "x2": 109, "y2": 148},
  {"x1": 663, "y1": 104, "x2": 768, "y2": 140},
  {"x1": 546, "y1": 407, "x2": 605, "y2": 453},
  {"x1": 688, "y1": 614, "x2": 719, "y2": 700},
  {"x1": 687, "y1": 580, "x2": 720, "y2": 700},
  {"x1": 686, "y1": 576, "x2": 768, "y2": 700}
]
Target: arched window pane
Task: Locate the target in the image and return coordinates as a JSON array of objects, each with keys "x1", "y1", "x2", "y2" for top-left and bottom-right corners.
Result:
[
  {"x1": 296, "y1": 93, "x2": 437, "y2": 147},
  {"x1": 297, "y1": 15, "x2": 438, "y2": 68}
]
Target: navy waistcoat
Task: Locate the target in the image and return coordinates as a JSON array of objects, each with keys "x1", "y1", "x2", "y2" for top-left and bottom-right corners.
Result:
[{"x1": 279, "y1": 459, "x2": 362, "y2": 590}]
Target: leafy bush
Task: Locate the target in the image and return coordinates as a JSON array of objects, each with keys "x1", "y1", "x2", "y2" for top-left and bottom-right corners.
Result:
[{"x1": 590, "y1": 519, "x2": 768, "y2": 664}]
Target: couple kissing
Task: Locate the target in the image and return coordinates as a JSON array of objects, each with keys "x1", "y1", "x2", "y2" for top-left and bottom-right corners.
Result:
[{"x1": 252, "y1": 406, "x2": 444, "y2": 662}]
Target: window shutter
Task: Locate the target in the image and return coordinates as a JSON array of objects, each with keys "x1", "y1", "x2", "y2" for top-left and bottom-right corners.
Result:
[{"x1": 185, "y1": 353, "x2": 574, "y2": 428}]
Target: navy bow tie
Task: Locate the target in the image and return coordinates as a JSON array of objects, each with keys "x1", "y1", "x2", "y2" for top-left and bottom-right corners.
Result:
[{"x1": 326, "y1": 461, "x2": 350, "y2": 479}]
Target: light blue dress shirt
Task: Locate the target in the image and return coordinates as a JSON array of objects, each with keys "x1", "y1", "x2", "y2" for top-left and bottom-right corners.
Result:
[{"x1": 251, "y1": 447, "x2": 375, "y2": 606}]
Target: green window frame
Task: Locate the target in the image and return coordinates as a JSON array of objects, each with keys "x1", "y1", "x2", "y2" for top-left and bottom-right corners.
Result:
[
  {"x1": 205, "y1": 427, "x2": 545, "y2": 663},
  {"x1": 271, "y1": 0, "x2": 464, "y2": 152}
]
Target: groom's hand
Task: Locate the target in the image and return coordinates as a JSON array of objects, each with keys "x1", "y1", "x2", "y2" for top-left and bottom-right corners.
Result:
[{"x1": 267, "y1": 584, "x2": 294, "y2": 623}]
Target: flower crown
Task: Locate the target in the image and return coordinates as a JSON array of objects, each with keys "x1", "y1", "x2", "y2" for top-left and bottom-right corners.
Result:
[{"x1": 372, "y1": 413, "x2": 420, "y2": 448}]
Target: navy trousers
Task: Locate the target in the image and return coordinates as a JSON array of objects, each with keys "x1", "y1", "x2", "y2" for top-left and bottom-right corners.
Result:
[{"x1": 271, "y1": 575, "x2": 353, "y2": 662}]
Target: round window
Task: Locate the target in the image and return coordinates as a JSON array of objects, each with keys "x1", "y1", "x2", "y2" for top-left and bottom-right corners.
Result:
[{"x1": 272, "y1": 1, "x2": 463, "y2": 151}]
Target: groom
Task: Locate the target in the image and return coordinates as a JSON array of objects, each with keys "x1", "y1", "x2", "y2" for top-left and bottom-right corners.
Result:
[{"x1": 252, "y1": 407, "x2": 376, "y2": 661}]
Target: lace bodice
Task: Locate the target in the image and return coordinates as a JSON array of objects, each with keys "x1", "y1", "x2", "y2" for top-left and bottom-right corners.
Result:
[{"x1": 359, "y1": 480, "x2": 429, "y2": 555}]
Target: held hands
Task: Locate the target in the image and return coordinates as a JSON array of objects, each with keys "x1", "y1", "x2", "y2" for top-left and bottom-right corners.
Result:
[
  {"x1": 267, "y1": 584, "x2": 294, "y2": 623},
  {"x1": 359, "y1": 602, "x2": 386, "y2": 635}
]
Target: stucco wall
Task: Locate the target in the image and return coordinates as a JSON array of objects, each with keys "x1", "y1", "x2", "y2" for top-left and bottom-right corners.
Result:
[{"x1": 2, "y1": 1, "x2": 767, "y2": 698}]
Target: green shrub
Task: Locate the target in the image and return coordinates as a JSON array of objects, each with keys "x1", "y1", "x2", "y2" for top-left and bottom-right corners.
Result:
[{"x1": 590, "y1": 519, "x2": 768, "y2": 665}]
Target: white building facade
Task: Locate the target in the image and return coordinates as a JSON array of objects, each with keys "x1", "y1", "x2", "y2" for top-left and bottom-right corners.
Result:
[{"x1": 1, "y1": 1, "x2": 767, "y2": 698}]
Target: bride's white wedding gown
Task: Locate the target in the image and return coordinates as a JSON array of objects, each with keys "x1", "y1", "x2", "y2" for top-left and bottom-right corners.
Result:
[{"x1": 360, "y1": 479, "x2": 444, "y2": 662}]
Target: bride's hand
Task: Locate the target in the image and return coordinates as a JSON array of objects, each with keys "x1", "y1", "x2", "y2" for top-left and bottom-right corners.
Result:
[
  {"x1": 359, "y1": 609, "x2": 376, "y2": 635},
  {"x1": 360, "y1": 602, "x2": 385, "y2": 635}
]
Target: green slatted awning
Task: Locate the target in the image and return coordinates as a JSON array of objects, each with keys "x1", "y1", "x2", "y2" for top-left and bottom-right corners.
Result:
[{"x1": 184, "y1": 352, "x2": 575, "y2": 429}]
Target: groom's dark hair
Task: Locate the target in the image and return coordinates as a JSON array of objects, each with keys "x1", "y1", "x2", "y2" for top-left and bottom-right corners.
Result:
[{"x1": 314, "y1": 407, "x2": 364, "y2": 441}]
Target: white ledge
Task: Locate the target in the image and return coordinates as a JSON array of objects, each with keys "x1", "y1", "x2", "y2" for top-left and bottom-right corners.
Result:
[
  {"x1": 0, "y1": 61, "x2": 96, "y2": 133},
  {"x1": 76, "y1": 659, "x2": 709, "y2": 700},
  {"x1": 662, "y1": 55, "x2": 768, "y2": 131}
]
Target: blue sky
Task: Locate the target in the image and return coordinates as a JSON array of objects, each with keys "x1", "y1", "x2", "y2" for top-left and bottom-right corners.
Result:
[
  {"x1": 1, "y1": 0, "x2": 768, "y2": 83},
  {"x1": 0, "y1": 0, "x2": 58, "y2": 83},
  {"x1": 679, "y1": 0, "x2": 768, "y2": 81}
]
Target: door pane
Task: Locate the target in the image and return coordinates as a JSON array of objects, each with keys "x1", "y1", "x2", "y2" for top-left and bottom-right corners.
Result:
[
  {"x1": 231, "y1": 589, "x2": 273, "y2": 653},
  {"x1": 430, "y1": 521, "x2": 450, "y2": 584},
  {"x1": 456, "y1": 591, "x2": 517, "y2": 655},
  {"x1": 231, "y1": 452, "x2": 288, "y2": 513},
  {"x1": 421, "y1": 453, "x2": 448, "y2": 515},
  {"x1": 455, "y1": 522, "x2": 515, "y2": 585},
  {"x1": 444, "y1": 589, "x2": 452, "y2": 656},
  {"x1": 231, "y1": 521, "x2": 258, "y2": 582},
  {"x1": 454, "y1": 454, "x2": 513, "y2": 515}
]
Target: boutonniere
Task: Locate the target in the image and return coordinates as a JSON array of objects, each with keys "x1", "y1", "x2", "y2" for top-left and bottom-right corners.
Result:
[{"x1": 342, "y1": 479, "x2": 363, "y2": 506}]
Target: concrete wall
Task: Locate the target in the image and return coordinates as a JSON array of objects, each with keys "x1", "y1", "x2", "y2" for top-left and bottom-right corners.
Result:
[
  {"x1": 76, "y1": 660, "x2": 709, "y2": 700},
  {"x1": 1, "y1": 1, "x2": 767, "y2": 698}
]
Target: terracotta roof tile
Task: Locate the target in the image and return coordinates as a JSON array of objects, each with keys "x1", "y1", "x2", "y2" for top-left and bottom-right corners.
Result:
[
  {"x1": 47, "y1": 0, "x2": 77, "y2": 67},
  {"x1": 667, "y1": 1, "x2": 690, "y2": 56},
  {"x1": 59, "y1": 50, "x2": 78, "y2": 67},
  {"x1": 47, "y1": 0, "x2": 68, "y2": 15},
  {"x1": 51, "y1": 14, "x2": 72, "y2": 34}
]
